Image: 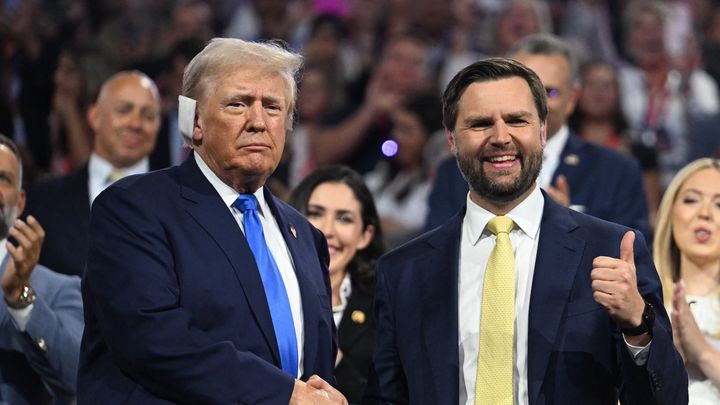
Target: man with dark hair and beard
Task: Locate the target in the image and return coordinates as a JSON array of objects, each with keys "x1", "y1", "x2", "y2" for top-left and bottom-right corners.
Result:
[
  {"x1": 0, "y1": 134, "x2": 83, "y2": 404},
  {"x1": 363, "y1": 58, "x2": 686, "y2": 405},
  {"x1": 425, "y1": 34, "x2": 650, "y2": 244}
]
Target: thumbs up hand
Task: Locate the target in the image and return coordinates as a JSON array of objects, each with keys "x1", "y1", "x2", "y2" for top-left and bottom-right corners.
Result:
[{"x1": 591, "y1": 231, "x2": 646, "y2": 333}]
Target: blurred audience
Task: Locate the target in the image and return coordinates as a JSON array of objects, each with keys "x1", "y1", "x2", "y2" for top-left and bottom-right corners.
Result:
[
  {"x1": 618, "y1": 0, "x2": 719, "y2": 189},
  {"x1": 365, "y1": 92, "x2": 442, "y2": 246},
  {"x1": 289, "y1": 165, "x2": 385, "y2": 404},
  {"x1": 24, "y1": 71, "x2": 162, "y2": 277},
  {"x1": 314, "y1": 33, "x2": 432, "y2": 174},
  {"x1": 0, "y1": 0, "x2": 718, "y2": 291},
  {"x1": 48, "y1": 47, "x2": 91, "y2": 176},
  {"x1": 569, "y1": 60, "x2": 661, "y2": 225},
  {"x1": 653, "y1": 158, "x2": 720, "y2": 404}
]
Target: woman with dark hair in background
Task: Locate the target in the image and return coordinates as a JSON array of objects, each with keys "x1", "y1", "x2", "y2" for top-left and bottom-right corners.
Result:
[
  {"x1": 289, "y1": 165, "x2": 384, "y2": 404},
  {"x1": 365, "y1": 92, "x2": 442, "y2": 246}
]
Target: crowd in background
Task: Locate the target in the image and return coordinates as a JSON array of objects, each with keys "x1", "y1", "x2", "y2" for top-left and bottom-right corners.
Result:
[
  {"x1": 2, "y1": 0, "x2": 720, "y2": 234},
  {"x1": 1, "y1": 0, "x2": 720, "y2": 403}
]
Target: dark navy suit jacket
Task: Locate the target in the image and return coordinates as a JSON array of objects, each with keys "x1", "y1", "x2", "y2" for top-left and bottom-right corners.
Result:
[
  {"x1": 364, "y1": 192, "x2": 686, "y2": 405},
  {"x1": 25, "y1": 167, "x2": 90, "y2": 277},
  {"x1": 78, "y1": 156, "x2": 337, "y2": 404},
  {"x1": 336, "y1": 288, "x2": 375, "y2": 404},
  {"x1": 425, "y1": 133, "x2": 651, "y2": 240},
  {"x1": 25, "y1": 159, "x2": 167, "y2": 277}
]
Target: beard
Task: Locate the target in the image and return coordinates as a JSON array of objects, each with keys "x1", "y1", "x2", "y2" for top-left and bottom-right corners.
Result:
[
  {"x1": 0, "y1": 203, "x2": 17, "y2": 240},
  {"x1": 457, "y1": 141, "x2": 543, "y2": 203}
]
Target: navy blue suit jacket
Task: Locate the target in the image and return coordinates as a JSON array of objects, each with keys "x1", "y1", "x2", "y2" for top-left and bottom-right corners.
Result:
[
  {"x1": 25, "y1": 167, "x2": 90, "y2": 277},
  {"x1": 25, "y1": 159, "x2": 167, "y2": 277},
  {"x1": 78, "y1": 156, "x2": 337, "y2": 404},
  {"x1": 365, "y1": 193, "x2": 686, "y2": 405},
  {"x1": 425, "y1": 134, "x2": 651, "y2": 240}
]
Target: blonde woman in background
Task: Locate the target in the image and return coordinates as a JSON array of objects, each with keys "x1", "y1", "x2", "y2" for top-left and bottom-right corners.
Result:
[{"x1": 654, "y1": 158, "x2": 720, "y2": 404}]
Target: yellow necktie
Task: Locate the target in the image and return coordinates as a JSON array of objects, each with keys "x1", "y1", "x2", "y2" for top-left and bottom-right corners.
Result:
[
  {"x1": 475, "y1": 216, "x2": 515, "y2": 405},
  {"x1": 106, "y1": 168, "x2": 127, "y2": 184}
]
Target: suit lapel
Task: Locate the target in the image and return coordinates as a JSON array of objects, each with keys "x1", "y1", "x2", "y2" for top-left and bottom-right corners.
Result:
[
  {"x1": 264, "y1": 189, "x2": 325, "y2": 377},
  {"x1": 527, "y1": 193, "x2": 585, "y2": 405},
  {"x1": 337, "y1": 291, "x2": 373, "y2": 350},
  {"x1": 421, "y1": 212, "x2": 463, "y2": 403},
  {"x1": 178, "y1": 157, "x2": 282, "y2": 367}
]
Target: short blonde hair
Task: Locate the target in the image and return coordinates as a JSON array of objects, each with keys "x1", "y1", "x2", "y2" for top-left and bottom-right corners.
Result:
[
  {"x1": 181, "y1": 38, "x2": 303, "y2": 142},
  {"x1": 653, "y1": 158, "x2": 720, "y2": 305}
]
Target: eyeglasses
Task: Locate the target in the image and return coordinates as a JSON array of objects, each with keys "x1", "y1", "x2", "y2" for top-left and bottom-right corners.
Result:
[{"x1": 545, "y1": 87, "x2": 560, "y2": 99}]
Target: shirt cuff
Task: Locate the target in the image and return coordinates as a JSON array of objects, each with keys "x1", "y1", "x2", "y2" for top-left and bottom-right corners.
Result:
[
  {"x1": 7, "y1": 303, "x2": 34, "y2": 331},
  {"x1": 623, "y1": 334, "x2": 652, "y2": 366}
]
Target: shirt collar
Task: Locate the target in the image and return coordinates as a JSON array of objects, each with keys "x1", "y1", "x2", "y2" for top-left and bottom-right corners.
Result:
[
  {"x1": 89, "y1": 152, "x2": 150, "y2": 181},
  {"x1": 194, "y1": 152, "x2": 269, "y2": 217},
  {"x1": 543, "y1": 124, "x2": 569, "y2": 162},
  {"x1": 464, "y1": 184, "x2": 544, "y2": 245}
]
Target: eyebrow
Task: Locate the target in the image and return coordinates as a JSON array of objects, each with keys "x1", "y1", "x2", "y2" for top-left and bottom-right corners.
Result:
[
  {"x1": 681, "y1": 188, "x2": 720, "y2": 198},
  {"x1": 222, "y1": 91, "x2": 286, "y2": 106},
  {"x1": 307, "y1": 204, "x2": 355, "y2": 216},
  {"x1": 463, "y1": 111, "x2": 534, "y2": 126}
]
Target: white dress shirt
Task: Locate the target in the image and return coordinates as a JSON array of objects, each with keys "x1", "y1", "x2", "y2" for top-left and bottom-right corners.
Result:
[
  {"x1": 458, "y1": 185, "x2": 544, "y2": 405},
  {"x1": 194, "y1": 153, "x2": 305, "y2": 378},
  {"x1": 88, "y1": 153, "x2": 150, "y2": 204},
  {"x1": 458, "y1": 185, "x2": 649, "y2": 405},
  {"x1": 537, "y1": 125, "x2": 569, "y2": 190}
]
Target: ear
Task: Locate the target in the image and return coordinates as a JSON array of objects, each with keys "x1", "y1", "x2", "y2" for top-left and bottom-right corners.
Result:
[
  {"x1": 446, "y1": 129, "x2": 457, "y2": 156},
  {"x1": 17, "y1": 189, "x2": 25, "y2": 216},
  {"x1": 356, "y1": 224, "x2": 375, "y2": 251},
  {"x1": 87, "y1": 104, "x2": 100, "y2": 133},
  {"x1": 540, "y1": 120, "x2": 547, "y2": 147},
  {"x1": 192, "y1": 111, "x2": 203, "y2": 143},
  {"x1": 565, "y1": 84, "x2": 580, "y2": 117}
]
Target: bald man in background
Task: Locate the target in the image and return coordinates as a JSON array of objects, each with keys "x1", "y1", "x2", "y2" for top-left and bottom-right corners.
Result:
[{"x1": 25, "y1": 71, "x2": 163, "y2": 276}]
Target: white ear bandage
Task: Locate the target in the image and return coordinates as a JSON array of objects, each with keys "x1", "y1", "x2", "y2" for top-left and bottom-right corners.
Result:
[{"x1": 178, "y1": 95, "x2": 197, "y2": 140}]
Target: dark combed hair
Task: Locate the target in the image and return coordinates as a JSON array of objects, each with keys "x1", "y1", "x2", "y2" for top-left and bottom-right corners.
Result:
[
  {"x1": 442, "y1": 57, "x2": 548, "y2": 132},
  {"x1": 288, "y1": 165, "x2": 385, "y2": 294}
]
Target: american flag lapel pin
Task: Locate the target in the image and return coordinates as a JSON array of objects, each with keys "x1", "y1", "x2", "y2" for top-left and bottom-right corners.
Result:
[{"x1": 564, "y1": 154, "x2": 580, "y2": 166}]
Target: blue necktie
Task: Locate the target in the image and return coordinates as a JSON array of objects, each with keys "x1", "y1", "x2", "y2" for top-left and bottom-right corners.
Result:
[{"x1": 234, "y1": 194, "x2": 298, "y2": 376}]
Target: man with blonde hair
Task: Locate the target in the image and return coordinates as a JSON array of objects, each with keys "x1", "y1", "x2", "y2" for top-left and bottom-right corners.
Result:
[{"x1": 78, "y1": 38, "x2": 345, "y2": 404}]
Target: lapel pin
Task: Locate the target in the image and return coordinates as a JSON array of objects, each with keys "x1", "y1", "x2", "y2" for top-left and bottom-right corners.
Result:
[
  {"x1": 289, "y1": 225, "x2": 297, "y2": 238},
  {"x1": 351, "y1": 310, "x2": 366, "y2": 324},
  {"x1": 564, "y1": 154, "x2": 579, "y2": 166}
]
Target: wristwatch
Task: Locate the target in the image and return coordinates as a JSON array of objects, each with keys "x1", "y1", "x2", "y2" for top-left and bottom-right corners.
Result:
[
  {"x1": 4, "y1": 285, "x2": 36, "y2": 309},
  {"x1": 621, "y1": 301, "x2": 655, "y2": 336}
]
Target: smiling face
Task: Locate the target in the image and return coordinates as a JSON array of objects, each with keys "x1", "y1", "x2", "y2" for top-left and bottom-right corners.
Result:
[
  {"x1": 89, "y1": 73, "x2": 161, "y2": 168},
  {"x1": 193, "y1": 64, "x2": 290, "y2": 192},
  {"x1": 449, "y1": 76, "x2": 545, "y2": 211},
  {"x1": 305, "y1": 182, "x2": 374, "y2": 277},
  {"x1": 671, "y1": 168, "x2": 720, "y2": 268}
]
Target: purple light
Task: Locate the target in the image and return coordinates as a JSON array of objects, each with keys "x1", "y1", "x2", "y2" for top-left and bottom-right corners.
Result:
[{"x1": 381, "y1": 140, "x2": 398, "y2": 157}]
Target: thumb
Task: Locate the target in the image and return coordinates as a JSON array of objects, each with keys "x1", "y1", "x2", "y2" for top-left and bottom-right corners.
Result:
[{"x1": 620, "y1": 230, "x2": 635, "y2": 266}]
